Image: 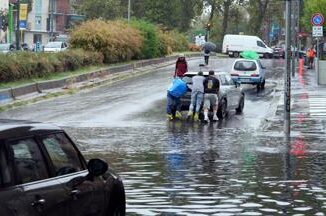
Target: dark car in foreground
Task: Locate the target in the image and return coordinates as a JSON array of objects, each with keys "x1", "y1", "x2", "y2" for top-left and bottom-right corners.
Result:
[
  {"x1": 180, "y1": 71, "x2": 245, "y2": 120},
  {"x1": 0, "y1": 119, "x2": 125, "y2": 216}
]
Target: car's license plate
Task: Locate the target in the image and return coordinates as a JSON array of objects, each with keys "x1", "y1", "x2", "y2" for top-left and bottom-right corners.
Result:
[{"x1": 240, "y1": 78, "x2": 251, "y2": 82}]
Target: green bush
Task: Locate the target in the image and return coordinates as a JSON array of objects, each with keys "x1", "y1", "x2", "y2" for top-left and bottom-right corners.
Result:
[
  {"x1": 69, "y1": 19, "x2": 143, "y2": 63},
  {"x1": 130, "y1": 20, "x2": 162, "y2": 59},
  {"x1": 0, "y1": 50, "x2": 104, "y2": 83},
  {"x1": 167, "y1": 30, "x2": 189, "y2": 52}
]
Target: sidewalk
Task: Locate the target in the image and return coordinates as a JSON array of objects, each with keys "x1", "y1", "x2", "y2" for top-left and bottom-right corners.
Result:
[{"x1": 265, "y1": 62, "x2": 326, "y2": 138}]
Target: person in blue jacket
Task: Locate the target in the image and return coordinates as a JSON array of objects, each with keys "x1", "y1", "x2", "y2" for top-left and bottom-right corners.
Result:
[{"x1": 166, "y1": 78, "x2": 187, "y2": 121}]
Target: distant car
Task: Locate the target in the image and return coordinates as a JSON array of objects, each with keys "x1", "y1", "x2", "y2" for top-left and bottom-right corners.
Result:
[
  {"x1": 0, "y1": 119, "x2": 125, "y2": 216},
  {"x1": 180, "y1": 70, "x2": 245, "y2": 120},
  {"x1": 0, "y1": 43, "x2": 15, "y2": 54},
  {"x1": 44, "y1": 41, "x2": 68, "y2": 52},
  {"x1": 230, "y1": 59, "x2": 266, "y2": 91},
  {"x1": 273, "y1": 47, "x2": 285, "y2": 59}
]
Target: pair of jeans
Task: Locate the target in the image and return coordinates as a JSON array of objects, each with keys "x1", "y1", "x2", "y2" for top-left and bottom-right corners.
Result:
[
  {"x1": 167, "y1": 93, "x2": 181, "y2": 115},
  {"x1": 189, "y1": 91, "x2": 204, "y2": 113},
  {"x1": 204, "y1": 56, "x2": 209, "y2": 65}
]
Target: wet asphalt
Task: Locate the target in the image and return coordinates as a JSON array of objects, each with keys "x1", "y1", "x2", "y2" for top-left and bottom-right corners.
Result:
[{"x1": 1, "y1": 57, "x2": 326, "y2": 215}]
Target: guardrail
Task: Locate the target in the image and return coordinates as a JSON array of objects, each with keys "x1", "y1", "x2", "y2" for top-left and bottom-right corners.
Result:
[{"x1": 0, "y1": 53, "x2": 202, "y2": 104}]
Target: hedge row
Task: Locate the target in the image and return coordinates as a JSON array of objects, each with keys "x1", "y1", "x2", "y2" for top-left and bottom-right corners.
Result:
[
  {"x1": 69, "y1": 19, "x2": 190, "y2": 63},
  {"x1": 0, "y1": 49, "x2": 104, "y2": 82}
]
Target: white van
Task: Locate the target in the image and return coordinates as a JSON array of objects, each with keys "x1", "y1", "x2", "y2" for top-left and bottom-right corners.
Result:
[{"x1": 222, "y1": 34, "x2": 273, "y2": 58}]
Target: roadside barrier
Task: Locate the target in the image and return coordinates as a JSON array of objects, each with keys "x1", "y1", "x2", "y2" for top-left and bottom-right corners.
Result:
[{"x1": 0, "y1": 53, "x2": 202, "y2": 104}]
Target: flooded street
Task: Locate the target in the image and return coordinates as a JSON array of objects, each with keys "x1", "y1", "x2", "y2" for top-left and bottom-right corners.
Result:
[{"x1": 1, "y1": 58, "x2": 326, "y2": 215}]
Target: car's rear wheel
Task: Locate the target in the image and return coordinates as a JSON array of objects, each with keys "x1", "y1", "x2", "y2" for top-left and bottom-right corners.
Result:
[
  {"x1": 261, "y1": 79, "x2": 266, "y2": 89},
  {"x1": 233, "y1": 52, "x2": 240, "y2": 58},
  {"x1": 236, "y1": 95, "x2": 245, "y2": 114},
  {"x1": 217, "y1": 99, "x2": 227, "y2": 119},
  {"x1": 256, "y1": 83, "x2": 261, "y2": 92}
]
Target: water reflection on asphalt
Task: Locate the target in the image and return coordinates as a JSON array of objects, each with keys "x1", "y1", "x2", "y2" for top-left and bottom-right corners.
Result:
[
  {"x1": 2, "y1": 57, "x2": 326, "y2": 215},
  {"x1": 65, "y1": 59, "x2": 326, "y2": 215},
  {"x1": 68, "y1": 120, "x2": 326, "y2": 215}
]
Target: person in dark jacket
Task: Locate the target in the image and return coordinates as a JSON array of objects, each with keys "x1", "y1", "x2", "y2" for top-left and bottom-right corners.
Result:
[
  {"x1": 174, "y1": 54, "x2": 188, "y2": 78},
  {"x1": 203, "y1": 70, "x2": 220, "y2": 122}
]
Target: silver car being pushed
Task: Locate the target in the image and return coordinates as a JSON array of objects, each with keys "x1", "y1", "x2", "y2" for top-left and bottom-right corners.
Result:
[{"x1": 180, "y1": 70, "x2": 245, "y2": 120}]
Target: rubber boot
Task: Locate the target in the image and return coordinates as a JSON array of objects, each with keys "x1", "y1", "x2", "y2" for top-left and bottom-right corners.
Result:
[
  {"x1": 167, "y1": 114, "x2": 173, "y2": 121},
  {"x1": 194, "y1": 113, "x2": 199, "y2": 122},
  {"x1": 187, "y1": 111, "x2": 193, "y2": 121},
  {"x1": 175, "y1": 111, "x2": 182, "y2": 120}
]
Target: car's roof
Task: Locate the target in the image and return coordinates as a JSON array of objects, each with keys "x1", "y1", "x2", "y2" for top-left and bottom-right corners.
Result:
[
  {"x1": 234, "y1": 58, "x2": 258, "y2": 63},
  {"x1": 184, "y1": 71, "x2": 229, "y2": 76},
  {"x1": 0, "y1": 119, "x2": 62, "y2": 141}
]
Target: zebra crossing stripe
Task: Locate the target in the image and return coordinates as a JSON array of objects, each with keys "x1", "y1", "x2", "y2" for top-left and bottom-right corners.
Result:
[{"x1": 309, "y1": 94, "x2": 326, "y2": 118}]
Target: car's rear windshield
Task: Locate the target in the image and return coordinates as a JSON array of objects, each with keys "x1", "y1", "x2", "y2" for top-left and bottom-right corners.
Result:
[
  {"x1": 182, "y1": 75, "x2": 194, "y2": 84},
  {"x1": 45, "y1": 42, "x2": 62, "y2": 48},
  {"x1": 0, "y1": 44, "x2": 10, "y2": 51},
  {"x1": 182, "y1": 74, "x2": 209, "y2": 84},
  {"x1": 234, "y1": 61, "x2": 257, "y2": 71}
]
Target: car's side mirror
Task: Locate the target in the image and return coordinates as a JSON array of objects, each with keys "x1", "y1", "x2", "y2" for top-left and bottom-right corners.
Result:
[
  {"x1": 66, "y1": 158, "x2": 108, "y2": 188},
  {"x1": 87, "y1": 158, "x2": 108, "y2": 177}
]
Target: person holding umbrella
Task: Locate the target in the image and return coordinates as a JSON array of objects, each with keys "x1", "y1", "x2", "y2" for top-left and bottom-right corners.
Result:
[{"x1": 202, "y1": 42, "x2": 216, "y2": 65}]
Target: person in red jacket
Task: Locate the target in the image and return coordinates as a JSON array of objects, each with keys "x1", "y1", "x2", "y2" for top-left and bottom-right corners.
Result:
[{"x1": 174, "y1": 54, "x2": 188, "y2": 78}]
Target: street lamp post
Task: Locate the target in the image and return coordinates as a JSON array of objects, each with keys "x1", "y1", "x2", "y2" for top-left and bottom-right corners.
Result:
[
  {"x1": 128, "y1": 0, "x2": 131, "y2": 23},
  {"x1": 284, "y1": 0, "x2": 292, "y2": 140},
  {"x1": 50, "y1": 0, "x2": 55, "y2": 41},
  {"x1": 16, "y1": 0, "x2": 20, "y2": 50}
]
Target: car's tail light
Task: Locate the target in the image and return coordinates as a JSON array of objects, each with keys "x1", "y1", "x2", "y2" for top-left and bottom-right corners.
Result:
[{"x1": 251, "y1": 74, "x2": 259, "y2": 77}]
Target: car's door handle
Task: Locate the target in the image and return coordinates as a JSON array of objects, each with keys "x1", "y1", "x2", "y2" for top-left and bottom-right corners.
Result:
[
  {"x1": 70, "y1": 189, "x2": 81, "y2": 200},
  {"x1": 31, "y1": 198, "x2": 46, "y2": 207}
]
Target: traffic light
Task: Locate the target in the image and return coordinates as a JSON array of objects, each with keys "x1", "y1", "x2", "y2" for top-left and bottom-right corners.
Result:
[
  {"x1": 206, "y1": 23, "x2": 211, "y2": 31},
  {"x1": 36, "y1": 41, "x2": 40, "y2": 52}
]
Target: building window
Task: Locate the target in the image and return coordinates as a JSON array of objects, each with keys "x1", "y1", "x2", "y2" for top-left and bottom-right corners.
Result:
[
  {"x1": 34, "y1": 0, "x2": 42, "y2": 14},
  {"x1": 35, "y1": 16, "x2": 42, "y2": 30},
  {"x1": 33, "y1": 34, "x2": 42, "y2": 43}
]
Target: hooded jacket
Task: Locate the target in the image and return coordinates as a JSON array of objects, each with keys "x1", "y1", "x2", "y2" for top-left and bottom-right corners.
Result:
[{"x1": 175, "y1": 57, "x2": 188, "y2": 77}]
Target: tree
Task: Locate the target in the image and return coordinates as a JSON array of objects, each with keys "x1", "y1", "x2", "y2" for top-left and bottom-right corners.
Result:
[
  {"x1": 77, "y1": 0, "x2": 124, "y2": 20},
  {"x1": 246, "y1": 0, "x2": 270, "y2": 36},
  {"x1": 132, "y1": 0, "x2": 201, "y2": 31}
]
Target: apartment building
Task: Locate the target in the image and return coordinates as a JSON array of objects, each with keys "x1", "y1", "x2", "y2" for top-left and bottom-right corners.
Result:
[
  {"x1": 0, "y1": 0, "x2": 9, "y2": 42},
  {"x1": 23, "y1": 0, "x2": 83, "y2": 47}
]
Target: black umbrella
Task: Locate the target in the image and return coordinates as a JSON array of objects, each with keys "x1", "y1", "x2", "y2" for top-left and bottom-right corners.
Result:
[{"x1": 202, "y1": 42, "x2": 217, "y2": 52}]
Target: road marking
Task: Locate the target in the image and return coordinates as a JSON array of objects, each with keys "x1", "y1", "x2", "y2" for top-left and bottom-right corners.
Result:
[{"x1": 309, "y1": 94, "x2": 326, "y2": 118}]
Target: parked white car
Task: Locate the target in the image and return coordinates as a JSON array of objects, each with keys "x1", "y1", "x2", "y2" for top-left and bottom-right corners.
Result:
[
  {"x1": 222, "y1": 34, "x2": 273, "y2": 58},
  {"x1": 230, "y1": 59, "x2": 267, "y2": 91},
  {"x1": 44, "y1": 41, "x2": 68, "y2": 52}
]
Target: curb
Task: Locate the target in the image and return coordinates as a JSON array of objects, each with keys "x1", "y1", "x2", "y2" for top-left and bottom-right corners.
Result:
[{"x1": 0, "y1": 53, "x2": 202, "y2": 108}]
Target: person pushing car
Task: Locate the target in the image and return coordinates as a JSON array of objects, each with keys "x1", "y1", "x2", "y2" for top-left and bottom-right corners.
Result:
[{"x1": 203, "y1": 70, "x2": 220, "y2": 123}]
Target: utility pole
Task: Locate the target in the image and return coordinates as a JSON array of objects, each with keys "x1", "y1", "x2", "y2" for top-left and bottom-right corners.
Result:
[
  {"x1": 8, "y1": 4, "x2": 14, "y2": 43},
  {"x1": 15, "y1": 0, "x2": 20, "y2": 50},
  {"x1": 128, "y1": 0, "x2": 131, "y2": 23},
  {"x1": 50, "y1": 0, "x2": 55, "y2": 41},
  {"x1": 297, "y1": 0, "x2": 301, "y2": 62},
  {"x1": 291, "y1": 1, "x2": 296, "y2": 77},
  {"x1": 284, "y1": 0, "x2": 292, "y2": 140}
]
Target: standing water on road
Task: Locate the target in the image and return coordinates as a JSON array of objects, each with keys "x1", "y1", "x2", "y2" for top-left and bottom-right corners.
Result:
[{"x1": 1, "y1": 58, "x2": 326, "y2": 215}]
